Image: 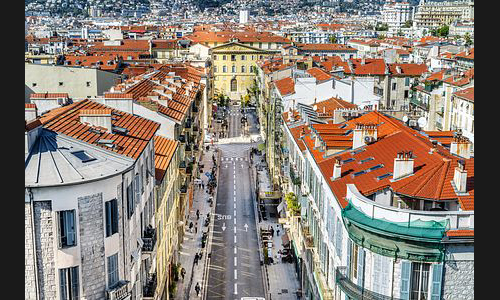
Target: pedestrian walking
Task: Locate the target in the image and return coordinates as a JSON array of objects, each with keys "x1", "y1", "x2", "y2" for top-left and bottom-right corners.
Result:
[
  {"x1": 195, "y1": 223, "x2": 198, "y2": 234},
  {"x1": 196, "y1": 209, "x2": 200, "y2": 220},
  {"x1": 202, "y1": 181, "x2": 205, "y2": 190},
  {"x1": 181, "y1": 267, "x2": 186, "y2": 281},
  {"x1": 194, "y1": 253, "x2": 199, "y2": 265},
  {"x1": 195, "y1": 282, "x2": 201, "y2": 297},
  {"x1": 277, "y1": 229, "x2": 280, "y2": 236}
]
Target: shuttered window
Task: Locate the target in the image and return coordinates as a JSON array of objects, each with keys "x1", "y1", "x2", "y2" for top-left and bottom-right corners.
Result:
[
  {"x1": 357, "y1": 247, "x2": 365, "y2": 286},
  {"x1": 127, "y1": 181, "x2": 134, "y2": 219},
  {"x1": 346, "y1": 239, "x2": 352, "y2": 278},
  {"x1": 430, "y1": 263, "x2": 443, "y2": 300},
  {"x1": 335, "y1": 217, "x2": 342, "y2": 258},
  {"x1": 107, "y1": 253, "x2": 119, "y2": 287},
  {"x1": 400, "y1": 260, "x2": 411, "y2": 300}
]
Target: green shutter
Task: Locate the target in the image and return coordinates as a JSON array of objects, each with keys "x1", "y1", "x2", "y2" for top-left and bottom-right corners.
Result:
[
  {"x1": 400, "y1": 260, "x2": 411, "y2": 300},
  {"x1": 431, "y1": 263, "x2": 443, "y2": 300}
]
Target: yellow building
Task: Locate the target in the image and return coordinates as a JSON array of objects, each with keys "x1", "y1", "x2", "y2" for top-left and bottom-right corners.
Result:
[
  {"x1": 153, "y1": 136, "x2": 180, "y2": 300},
  {"x1": 210, "y1": 41, "x2": 274, "y2": 101}
]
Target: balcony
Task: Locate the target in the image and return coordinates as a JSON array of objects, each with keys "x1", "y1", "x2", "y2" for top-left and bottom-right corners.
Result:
[
  {"x1": 142, "y1": 227, "x2": 156, "y2": 253},
  {"x1": 410, "y1": 95, "x2": 429, "y2": 111},
  {"x1": 142, "y1": 273, "x2": 157, "y2": 299},
  {"x1": 106, "y1": 280, "x2": 130, "y2": 300},
  {"x1": 336, "y1": 267, "x2": 399, "y2": 300},
  {"x1": 179, "y1": 160, "x2": 186, "y2": 169}
]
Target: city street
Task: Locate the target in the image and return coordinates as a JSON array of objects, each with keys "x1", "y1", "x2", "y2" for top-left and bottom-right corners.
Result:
[{"x1": 205, "y1": 104, "x2": 265, "y2": 299}]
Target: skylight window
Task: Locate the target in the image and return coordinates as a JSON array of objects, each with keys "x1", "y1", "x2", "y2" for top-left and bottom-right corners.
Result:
[
  {"x1": 71, "y1": 151, "x2": 96, "y2": 163},
  {"x1": 359, "y1": 157, "x2": 374, "y2": 164},
  {"x1": 368, "y1": 164, "x2": 384, "y2": 172},
  {"x1": 351, "y1": 148, "x2": 365, "y2": 155},
  {"x1": 344, "y1": 129, "x2": 353, "y2": 135},
  {"x1": 352, "y1": 170, "x2": 366, "y2": 177},
  {"x1": 342, "y1": 158, "x2": 355, "y2": 164},
  {"x1": 376, "y1": 173, "x2": 392, "y2": 181}
]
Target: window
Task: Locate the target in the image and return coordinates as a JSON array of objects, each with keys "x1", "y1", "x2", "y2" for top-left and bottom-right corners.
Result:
[
  {"x1": 58, "y1": 210, "x2": 76, "y2": 248},
  {"x1": 410, "y1": 262, "x2": 431, "y2": 300},
  {"x1": 231, "y1": 55, "x2": 236, "y2": 61},
  {"x1": 71, "y1": 151, "x2": 96, "y2": 163},
  {"x1": 213, "y1": 55, "x2": 217, "y2": 60},
  {"x1": 127, "y1": 181, "x2": 134, "y2": 218},
  {"x1": 105, "y1": 199, "x2": 118, "y2": 237},
  {"x1": 259, "y1": 55, "x2": 263, "y2": 60},
  {"x1": 392, "y1": 82, "x2": 397, "y2": 90},
  {"x1": 231, "y1": 78, "x2": 237, "y2": 92},
  {"x1": 250, "y1": 66, "x2": 254, "y2": 73},
  {"x1": 213, "y1": 66, "x2": 217, "y2": 73},
  {"x1": 405, "y1": 77, "x2": 410, "y2": 86},
  {"x1": 404, "y1": 90, "x2": 409, "y2": 98},
  {"x1": 107, "y1": 253, "x2": 119, "y2": 287},
  {"x1": 241, "y1": 65, "x2": 246, "y2": 73},
  {"x1": 59, "y1": 266, "x2": 79, "y2": 300},
  {"x1": 250, "y1": 42, "x2": 254, "y2": 47},
  {"x1": 232, "y1": 65, "x2": 236, "y2": 73},
  {"x1": 86, "y1": 81, "x2": 91, "y2": 87},
  {"x1": 223, "y1": 66, "x2": 227, "y2": 73},
  {"x1": 32, "y1": 83, "x2": 37, "y2": 87},
  {"x1": 59, "y1": 82, "x2": 64, "y2": 86},
  {"x1": 241, "y1": 55, "x2": 246, "y2": 60},
  {"x1": 223, "y1": 55, "x2": 227, "y2": 60},
  {"x1": 351, "y1": 243, "x2": 358, "y2": 279},
  {"x1": 251, "y1": 55, "x2": 255, "y2": 60},
  {"x1": 259, "y1": 42, "x2": 262, "y2": 48}
]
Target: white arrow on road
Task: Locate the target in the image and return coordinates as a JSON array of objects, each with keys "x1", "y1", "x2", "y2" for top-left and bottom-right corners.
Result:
[
  {"x1": 244, "y1": 224, "x2": 248, "y2": 232},
  {"x1": 222, "y1": 223, "x2": 226, "y2": 231}
]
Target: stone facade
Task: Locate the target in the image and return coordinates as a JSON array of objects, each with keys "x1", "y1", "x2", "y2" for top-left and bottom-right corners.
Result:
[
  {"x1": 34, "y1": 201, "x2": 56, "y2": 300},
  {"x1": 78, "y1": 193, "x2": 106, "y2": 300},
  {"x1": 25, "y1": 203, "x2": 37, "y2": 300},
  {"x1": 443, "y1": 260, "x2": 474, "y2": 300}
]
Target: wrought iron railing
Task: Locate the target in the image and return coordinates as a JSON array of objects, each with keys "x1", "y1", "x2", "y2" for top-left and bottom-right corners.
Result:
[
  {"x1": 106, "y1": 280, "x2": 130, "y2": 300},
  {"x1": 142, "y1": 272, "x2": 157, "y2": 298},
  {"x1": 142, "y1": 228, "x2": 156, "y2": 252}
]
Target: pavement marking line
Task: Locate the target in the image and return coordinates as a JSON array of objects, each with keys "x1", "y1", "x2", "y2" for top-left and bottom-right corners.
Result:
[
  {"x1": 234, "y1": 269, "x2": 237, "y2": 280},
  {"x1": 234, "y1": 227, "x2": 236, "y2": 233},
  {"x1": 234, "y1": 256, "x2": 237, "y2": 267},
  {"x1": 234, "y1": 203, "x2": 236, "y2": 209},
  {"x1": 234, "y1": 235, "x2": 237, "y2": 243},
  {"x1": 234, "y1": 283, "x2": 238, "y2": 295},
  {"x1": 234, "y1": 218, "x2": 236, "y2": 225},
  {"x1": 234, "y1": 209, "x2": 236, "y2": 216},
  {"x1": 234, "y1": 246, "x2": 237, "y2": 254}
]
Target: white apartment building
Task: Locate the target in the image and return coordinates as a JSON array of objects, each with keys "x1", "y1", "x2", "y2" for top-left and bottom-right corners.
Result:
[
  {"x1": 381, "y1": 0, "x2": 412, "y2": 30},
  {"x1": 25, "y1": 99, "x2": 160, "y2": 300},
  {"x1": 413, "y1": 0, "x2": 475, "y2": 29}
]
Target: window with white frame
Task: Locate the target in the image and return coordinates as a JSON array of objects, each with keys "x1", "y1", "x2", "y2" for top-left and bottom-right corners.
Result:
[{"x1": 107, "y1": 253, "x2": 119, "y2": 287}]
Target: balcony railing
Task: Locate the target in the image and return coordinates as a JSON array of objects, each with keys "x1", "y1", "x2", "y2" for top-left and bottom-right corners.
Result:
[
  {"x1": 142, "y1": 273, "x2": 157, "y2": 299},
  {"x1": 410, "y1": 96, "x2": 429, "y2": 111},
  {"x1": 336, "y1": 267, "x2": 401, "y2": 300},
  {"x1": 142, "y1": 228, "x2": 156, "y2": 253},
  {"x1": 106, "y1": 280, "x2": 130, "y2": 300}
]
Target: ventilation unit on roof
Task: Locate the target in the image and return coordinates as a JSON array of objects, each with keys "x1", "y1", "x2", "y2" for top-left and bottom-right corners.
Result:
[{"x1": 88, "y1": 127, "x2": 103, "y2": 134}]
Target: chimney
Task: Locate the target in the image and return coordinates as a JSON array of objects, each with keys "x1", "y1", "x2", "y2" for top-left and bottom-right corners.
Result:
[
  {"x1": 25, "y1": 103, "x2": 38, "y2": 122},
  {"x1": 314, "y1": 134, "x2": 322, "y2": 148},
  {"x1": 103, "y1": 93, "x2": 134, "y2": 114},
  {"x1": 79, "y1": 109, "x2": 113, "y2": 133},
  {"x1": 393, "y1": 151, "x2": 414, "y2": 180},
  {"x1": 453, "y1": 160, "x2": 468, "y2": 193},
  {"x1": 396, "y1": 66, "x2": 402, "y2": 74},
  {"x1": 450, "y1": 135, "x2": 472, "y2": 159},
  {"x1": 352, "y1": 123, "x2": 378, "y2": 149},
  {"x1": 361, "y1": 57, "x2": 366, "y2": 65},
  {"x1": 331, "y1": 156, "x2": 342, "y2": 181}
]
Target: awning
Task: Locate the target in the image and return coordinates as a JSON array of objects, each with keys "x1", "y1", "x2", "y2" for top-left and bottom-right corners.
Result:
[{"x1": 277, "y1": 201, "x2": 285, "y2": 213}]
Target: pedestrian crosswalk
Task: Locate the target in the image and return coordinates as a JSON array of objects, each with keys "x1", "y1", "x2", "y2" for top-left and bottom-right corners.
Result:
[{"x1": 221, "y1": 157, "x2": 247, "y2": 162}]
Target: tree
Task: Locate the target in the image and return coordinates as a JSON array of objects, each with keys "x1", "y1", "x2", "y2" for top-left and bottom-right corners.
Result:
[
  {"x1": 329, "y1": 36, "x2": 337, "y2": 43},
  {"x1": 403, "y1": 20, "x2": 412, "y2": 28},
  {"x1": 464, "y1": 32, "x2": 473, "y2": 46},
  {"x1": 241, "y1": 94, "x2": 250, "y2": 107},
  {"x1": 285, "y1": 192, "x2": 301, "y2": 216},
  {"x1": 376, "y1": 23, "x2": 389, "y2": 31}
]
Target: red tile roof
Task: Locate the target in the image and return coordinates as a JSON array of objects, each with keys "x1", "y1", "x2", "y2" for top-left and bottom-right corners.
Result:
[
  {"x1": 388, "y1": 63, "x2": 428, "y2": 76},
  {"x1": 453, "y1": 87, "x2": 474, "y2": 102},
  {"x1": 307, "y1": 67, "x2": 333, "y2": 81},
  {"x1": 30, "y1": 93, "x2": 69, "y2": 99},
  {"x1": 25, "y1": 103, "x2": 37, "y2": 109},
  {"x1": 346, "y1": 58, "x2": 386, "y2": 75},
  {"x1": 39, "y1": 99, "x2": 160, "y2": 159},
  {"x1": 154, "y1": 135, "x2": 179, "y2": 181},
  {"x1": 455, "y1": 48, "x2": 474, "y2": 60},
  {"x1": 446, "y1": 229, "x2": 474, "y2": 237},
  {"x1": 296, "y1": 43, "x2": 356, "y2": 51},
  {"x1": 274, "y1": 77, "x2": 295, "y2": 96},
  {"x1": 313, "y1": 97, "x2": 358, "y2": 117}
]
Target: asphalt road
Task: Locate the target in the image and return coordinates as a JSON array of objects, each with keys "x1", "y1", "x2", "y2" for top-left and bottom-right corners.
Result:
[{"x1": 206, "y1": 105, "x2": 264, "y2": 299}]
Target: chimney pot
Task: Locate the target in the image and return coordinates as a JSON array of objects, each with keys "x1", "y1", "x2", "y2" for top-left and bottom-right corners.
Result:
[
  {"x1": 331, "y1": 156, "x2": 342, "y2": 180},
  {"x1": 453, "y1": 160, "x2": 468, "y2": 193},
  {"x1": 393, "y1": 150, "x2": 415, "y2": 180}
]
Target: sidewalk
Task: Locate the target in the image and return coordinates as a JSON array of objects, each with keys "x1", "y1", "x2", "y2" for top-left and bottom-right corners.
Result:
[
  {"x1": 251, "y1": 151, "x2": 301, "y2": 300},
  {"x1": 175, "y1": 146, "x2": 219, "y2": 300}
]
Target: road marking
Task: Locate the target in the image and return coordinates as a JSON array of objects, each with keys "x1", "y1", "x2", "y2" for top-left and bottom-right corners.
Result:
[
  {"x1": 234, "y1": 202, "x2": 236, "y2": 209},
  {"x1": 234, "y1": 209, "x2": 236, "y2": 216},
  {"x1": 234, "y1": 246, "x2": 237, "y2": 254},
  {"x1": 234, "y1": 256, "x2": 237, "y2": 266},
  {"x1": 234, "y1": 269, "x2": 237, "y2": 280},
  {"x1": 234, "y1": 218, "x2": 236, "y2": 225},
  {"x1": 234, "y1": 235, "x2": 237, "y2": 243},
  {"x1": 234, "y1": 190, "x2": 236, "y2": 196},
  {"x1": 234, "y1": 227, "x2": 236, "y2": 233},
  {"x1": 234, "y1": 283, "x2": 238, "y2": 295}
]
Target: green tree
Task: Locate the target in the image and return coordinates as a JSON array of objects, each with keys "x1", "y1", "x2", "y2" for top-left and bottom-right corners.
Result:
[
  {"x1": 376, "y1": 23, "x2": 389, "y2": 31},
  {"x1": 285, "y1": 192, "x2": 301, "y2": 216},
  {"x1": 403, "y1": 20, "x2": 412, "y2": 28},
  {"x1": 329, "y1": 36, "x2": 337, "y2": 43},
  {"x1": 464, "y1": 32, "x2": 472, "y2": 46}
]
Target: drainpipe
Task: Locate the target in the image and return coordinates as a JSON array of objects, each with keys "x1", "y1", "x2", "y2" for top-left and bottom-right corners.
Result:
[{"x1": 28, "y1": 188, "x2": 40, "y2": 300}]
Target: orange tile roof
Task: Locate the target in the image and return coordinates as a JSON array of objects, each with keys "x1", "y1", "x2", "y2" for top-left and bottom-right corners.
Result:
[
  {"x1": 388, "y1": 63, "x2": 428, "y2": 76},
  {"x1": 90, "y1": 39, "x2": 150, "y2": 52},
  {"x1": 455, "y1": 48, "x2": 474, "y2": 60},
  {"x1": 313, "y1": 97, "x2": 358, "y2": 116},
  {"x1": 296, "y1": 43, "x2": 356, "y2": 51},
  {"x1": 307, "y1": 67, "x2": 333, "y2": 81},
  {"x1": 346, "y1": 58, "x2": 386, "y2": 75},
  {"x1": 453, "y1": 87, "x2": 474, "y2": 102},
  {"x1": 25, "y1": 103, "x2": 37, "y2": 109},
  {"x1": 30, "y1": 93, "x2": 69, "y2": 99},
  {"x1": 40, "y1": 99, "x2": 160, "y2": 159},
  {"x1": 154, "y1": 135, "x2": 179, "y2": 181},
  {"x1": 274, "y1": 77, "x2": 295, "y2": 96}
]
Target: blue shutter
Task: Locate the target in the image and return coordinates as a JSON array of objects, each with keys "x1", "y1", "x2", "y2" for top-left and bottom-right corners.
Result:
[
  {"x1": 60, "y1": 268, "x2": 68, "y2": 300},
  {"x1": 357, "y1": 248, "x2": 365, "y2": 286},
  {"x1": 431, "y1": 263, "x2": 443, "y2": 300},
  {"x1": 346, "y1": 239, "x2": 352, "y2": 278},
  {"x1": 66, "y1": 211, "x2": 76, "y2": 246},
  {"x1": 70, "y1": 266, "x2": 79, "y2": 299},
  {"x1": 400, "y1": 261, "x2": 411, "y2": 300}
]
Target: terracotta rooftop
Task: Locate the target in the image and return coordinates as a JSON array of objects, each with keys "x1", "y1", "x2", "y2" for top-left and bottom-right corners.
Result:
[
  {"x1": 274, "y1": 77, "x2": 295, "y2": 96},
  {"x1": 307, "y1": 67, "x2": 333, "y2": 81},
  {"x1": 39, "y1": 99, "x2": 160, "y2": 159},
  {"x1": 154, "y1": 135, "x2": 179, "y2": 181},
  {"x1": 453, "y1": 87, "x2": 474, "y2": 102},
  {"x1": 30, "y1": 93, "x2": 69, "y2": 99}
]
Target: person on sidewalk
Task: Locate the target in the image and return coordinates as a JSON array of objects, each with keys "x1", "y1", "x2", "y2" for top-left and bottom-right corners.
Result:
[
  {"x1": 181, "y1": 267, "x2": 186, "y2": 281},
  {"x1": 195, "y1": 282, "x2": 201, "y2": 297},
  {"x1": 196, "y1": 209, "x2": 200, "y2": 220},
  {"x1": 195, "y1": 222, "x2": 198, "y2": 234},
  {"x1": 189, "y1": 221, "x2": 194, "y2": 233}
]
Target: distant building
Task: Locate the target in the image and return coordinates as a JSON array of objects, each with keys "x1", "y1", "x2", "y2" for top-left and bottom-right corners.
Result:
[
  {"x1": 414, "y1": 0, "x2": 474, "y2": 29},
  {"x1": 381, "y1": 0, "x2": 411, "y2": 30},
  {"x1": 239, "y1": 9, "x2": 249, "y2": 24}
]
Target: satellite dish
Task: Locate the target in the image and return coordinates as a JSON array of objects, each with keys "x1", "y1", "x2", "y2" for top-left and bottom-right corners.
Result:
[
  {"x1": 402, "y1": 115, "x2": 409, "y2": 123},
  {"x1": 417, "y1": 117, "x2": 427, "y2": 128}
]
